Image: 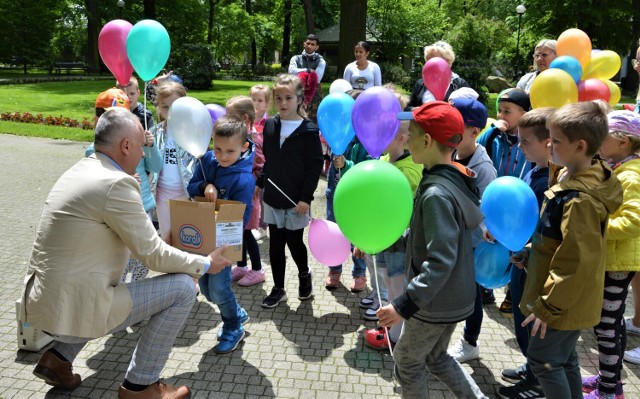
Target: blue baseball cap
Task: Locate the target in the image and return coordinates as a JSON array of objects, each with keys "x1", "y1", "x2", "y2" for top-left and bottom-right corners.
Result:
[{"x1": 449, "y1": 97, "x2": 488, "y2": 129}]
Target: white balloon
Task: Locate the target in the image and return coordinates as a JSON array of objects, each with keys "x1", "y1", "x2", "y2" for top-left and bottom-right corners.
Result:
[
  {"x1": 329, "y1": 79, "x2": 353, "y2": 94},
  {"x1": 167, "y1": 97, "x2": 213, "y2": 158}
]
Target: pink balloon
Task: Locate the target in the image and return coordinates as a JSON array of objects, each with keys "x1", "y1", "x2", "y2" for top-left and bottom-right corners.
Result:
[
  {"x1": 308, "y1": 219, "x2": 351, "y2": 267},
  {"x1": 422, "y1": 57, "x2": 452, "y2": 101},
  {"x1": 577, "y1": 79, "x2": 610, "y2": 102},
  {"x1": 99, "y1": 20, "x2": 134, "y2": 86}
]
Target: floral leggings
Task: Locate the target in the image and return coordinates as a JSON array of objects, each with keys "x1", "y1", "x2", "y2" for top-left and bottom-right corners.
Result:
[{"x1": 594, "y1": 271, "x2": 636, "y2": 394}]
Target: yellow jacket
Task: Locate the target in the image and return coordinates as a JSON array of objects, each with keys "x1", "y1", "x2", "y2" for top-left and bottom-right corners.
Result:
[{"x1": 605, "y1": 159, "x2": 640, "y2": 272}]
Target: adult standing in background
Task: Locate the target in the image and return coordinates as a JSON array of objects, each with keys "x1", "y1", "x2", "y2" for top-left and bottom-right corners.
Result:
[
  {"x1": 288, "y1": 33, "x2": 326, "y2": 122},
  {"x1": 407, "y1": 41, "x2": 471, "y2": 109},
  {"x1": 343, "y1": 41, "x2": 382, "y2": 90},
  {"x1": 516, "y1": 39, "x2": 557, "y2": 93},
  {"x1": 21, "y1": 108, "x2": 231, "y2": 399}
]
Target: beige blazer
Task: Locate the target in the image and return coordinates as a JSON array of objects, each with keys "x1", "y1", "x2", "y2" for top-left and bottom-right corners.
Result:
[{"x1": 20, "y1": 153, "x2": 207, "y2": 339}]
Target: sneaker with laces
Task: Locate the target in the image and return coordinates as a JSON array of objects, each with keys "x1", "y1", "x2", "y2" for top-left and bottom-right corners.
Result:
[
  {"x1": 299, "y1": 270, "x2": 314, "y2": 300},
  {"x1": 231, "y1": 266, "x2": 249, "y2": 282},
  {"x1": 214, "y1": 326, "x2": 245, "y2": 354},
  {"x1": 217, "y1": 308, "x2": 250, "y2": 341},
  {"x1": 625, "y1": 318, "x2": 640, "y2": 335},
  {"x1": 325, "y1": 270, "x2": 341, "y2": 290},
  {"x1": 365, "y1": 326, "x2": 386, "y2": 340},
  {"x1": 359, "y1": 291, "x2": 376, "y2": 309},
  {"x1": 350, "y1": 276, "x2": 367, "y2": 293},
  {"x1": 501, "y1": 364, "x2": 527, "y2": 383},
  {"x1": 262, "y1": 287, "x2": 287, "y2": 308},
  {"x1": 365, "y1": 332, "x2": 394, "y2": 350},
  {"x1": 497, "y1": 381, "x2": 544, "y2": 399},
  {"x1": 237, "y1": 269, "x2": 265, "y2": 286},
  {"x1": 448, "y1": 337, "x2": 480, "y2": 363},
  {"x1": 624, "y1": 347, "x2": 640, "y2": 364}
]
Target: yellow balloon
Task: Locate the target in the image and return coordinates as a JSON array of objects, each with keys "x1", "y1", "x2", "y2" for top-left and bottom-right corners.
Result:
[
  {"x1": 582, "y1": 50, "x2": 621, "y2": 80},
  {"x1": 557, "y1": 28, "x2": 592, "y2": 69},
  {"x1": 603, "y1": 80, "x2": 621, "y2": 106},
  {"x1": 530, "y1": 69, "x2": 579, "y2": 109}
]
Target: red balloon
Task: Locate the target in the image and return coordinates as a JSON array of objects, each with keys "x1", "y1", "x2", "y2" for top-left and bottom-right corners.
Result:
[
  {"x1": 99, "y1": 20, "x2": 134, "y2": 86},
  {"x1": 422, "y1": 57, "x2": 452, "y2": 101},
  {"x1": 577, "y1": 79, "x2": 610, "y2": 102}
]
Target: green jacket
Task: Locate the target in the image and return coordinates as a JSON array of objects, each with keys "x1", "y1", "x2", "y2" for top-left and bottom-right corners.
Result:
[{"x1": 520, "y1": 160, "x2": 623, "y2": 330}]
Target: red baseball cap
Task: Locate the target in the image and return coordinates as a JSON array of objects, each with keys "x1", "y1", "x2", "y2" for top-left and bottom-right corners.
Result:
[{"x1": 398, "y1": 101, "x2": 464, "y2": 148}]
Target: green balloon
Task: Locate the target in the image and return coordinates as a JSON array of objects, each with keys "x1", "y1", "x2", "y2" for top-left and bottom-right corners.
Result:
[{"x1": 334, "y1": 160, "x2": 414, "y2": 254}]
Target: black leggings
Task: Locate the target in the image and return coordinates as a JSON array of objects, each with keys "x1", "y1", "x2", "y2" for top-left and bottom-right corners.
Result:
[
  {"x1": 238, "y1": 229, "x2": 262, "y2": 271},
  {"x1": 268, "y1": 225, "x2": 308, "y2": 289}
]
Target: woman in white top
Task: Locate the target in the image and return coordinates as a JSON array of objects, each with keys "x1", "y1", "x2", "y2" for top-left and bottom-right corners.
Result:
[
  {"x1": 343, "y1": 41, "x2": 382, "y2": 90},
  {"x1": 516, "y1": 39, "x2": 557, "y2": 93}
]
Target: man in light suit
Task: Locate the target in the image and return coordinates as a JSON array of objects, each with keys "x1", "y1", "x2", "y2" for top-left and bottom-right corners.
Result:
[{"x1": 20, "y1": 107, "x2": 230, "y2": 399}]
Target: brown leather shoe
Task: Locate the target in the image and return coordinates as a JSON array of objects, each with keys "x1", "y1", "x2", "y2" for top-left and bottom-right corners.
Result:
[
  {"x1": 118, "y1": 381, "x2": 191, "y2": 399},
  {"x1": 33, "y1": 350, "x2": 81, "y2": 390}
]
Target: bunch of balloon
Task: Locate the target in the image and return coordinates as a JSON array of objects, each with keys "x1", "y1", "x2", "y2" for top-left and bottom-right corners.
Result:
[{"x1": 530, "y1": 28, "x2": 621, "y2": 109}]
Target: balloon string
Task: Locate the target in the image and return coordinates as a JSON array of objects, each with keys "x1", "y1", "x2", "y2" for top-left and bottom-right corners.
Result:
[
  {"x1": 198, "y1": 157, "x2": 206, "y2": 183},
  {"x1": 267, "y1": 178, "x2": 298, "y2": 208},
  {"x1": 372, "y1": 255, "x2": 394, "y2": 360},
  {"x1": 143, "y1": 81, "x2": 148, "y2": 132}
]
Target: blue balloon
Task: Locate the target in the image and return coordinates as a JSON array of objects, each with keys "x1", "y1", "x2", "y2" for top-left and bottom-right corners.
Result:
[
  {"x1": 481, "y1": 176, "x2": 539, "y2": 252},
  {"x1": 550, "y1": 56, "x2": 582, "y2": 84},
  {"x1": 317, "y1": 93, "x2": 356, "y2": 155},
  {"x1": 126, "y1": 20, "x2": 171, "y2": 82},
  {"x1": 474, "y1": 241, "x2": 511, "y2": 289}
]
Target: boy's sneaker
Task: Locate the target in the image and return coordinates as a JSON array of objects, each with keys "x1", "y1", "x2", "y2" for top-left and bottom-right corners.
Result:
[
  {"x1": 217, "y1": 308, "x2": 250, "y2": 341},
  {"x1": 237, "y1": 269, "x2": 265, "y2": 287},
  {"x1": 325, "y1": 270, "x2": 341, "y2": 290},
  {"x1": 481, "y1": 288, "x2": 495, "y2": 305},
  {"x1": 365, "y1": 326, "x2": 386, "y2": 340},
  {"x1": 213, "y1": 326, "x2": 245, "y2": 354},
  {"x1": 365, "y1": 330, "x2": 394, "y2": 350},
  {"x1": 262, "y1": 287, "x2": 287, "y2": 308},
  {"x1": 364, "y1": 299, "x2": 386, "y2": 321},
  {"x1": 298, "y1": 270, "x2": 314, "y2": 300},
  {"x1": 231, "y1": 266, "x2": 249, "y2": 282},
  {"x1": 624, "y1": 347, "x2": 640, "y2": 364},
  {"x1": 350, "y1": 276, "x2": 367, "y2": 293},
  {"x1": 496, "y1": 381, "x2": 544, "y2": 399},
  {"x1": 359, "y1": 291, "x2": 376, "y2": 308},
  {"x1": 447, "y1": 337, "x2": 480, "y2": 363},
  {"x1": 501, "y1": 364, "x2": 527, "y2": 383},
  {"x1": 625, "y1": 318, "x2": 640, "y2": 335}
]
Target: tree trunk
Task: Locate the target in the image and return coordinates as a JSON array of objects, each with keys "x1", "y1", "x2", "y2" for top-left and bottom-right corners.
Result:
[
  {"x1": 85, "y1": 0, "x2": 100, "y2": 74},
  {"x1": 281, "y1": 0, "x2": 292, "y2": 68},
  {"x1": 246, "y1": 0, "x2": 257, "y2": 70},
  {"x1": 143, "y1": 0, "x2": 156, "y2": 20},
  {"x1": 300, "y1": 0, "x2": 314, "y2": 35},
  {"x1": 338, "y1": 0, "x2": 366, "y2": 80}
]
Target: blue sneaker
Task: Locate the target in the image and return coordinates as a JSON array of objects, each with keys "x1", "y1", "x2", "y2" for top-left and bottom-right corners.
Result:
[
  {"x1": 217, "y1": 308, "x2": 250, "y2": 341},
  {"x1": 214, "y1": 326, "x2": 245, "y2": 354}
]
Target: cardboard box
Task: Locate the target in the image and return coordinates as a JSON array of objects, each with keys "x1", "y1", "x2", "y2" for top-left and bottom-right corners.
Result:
[
  {"x1": 15, "y1": 298, "x2": 53, "y2": 351},
  {"x1": 169, "y1": 198, "x2": 246, "y2": 261}
]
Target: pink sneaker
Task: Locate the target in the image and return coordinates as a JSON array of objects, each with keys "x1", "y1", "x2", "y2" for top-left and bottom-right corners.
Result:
[
  {"x1": 350, "y1": 276, "x2": 367, "y2": 293},
  {"x1": 231, "y1": 267, "x2": 249, "y2": 282},
  {"x1": 237, "y1": 270, "x2": 266, "y2": 287}
]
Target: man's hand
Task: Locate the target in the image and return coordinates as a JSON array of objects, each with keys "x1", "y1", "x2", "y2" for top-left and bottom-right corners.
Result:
[
  {"x1": 207, "y1": 246, "x2": 231, "y2": 274},
  {"x1": 333, "y1": 155, "x2": 346, "y2": 169},
  {"x1": 144, "y1": 130, "x2": 154, "y2": 147},
  {"x1": 204, "y1": 184, "x2": 218, "y2": 203},
  {"x1": 522, "y1": 304, "x2": 547, "y2": 339},
  {"x1": 377, "y1": 304, "x2": 403, "y2": 327},
  {"x1": 294, "y1": 201, "x2": 310, "y2": 215}
]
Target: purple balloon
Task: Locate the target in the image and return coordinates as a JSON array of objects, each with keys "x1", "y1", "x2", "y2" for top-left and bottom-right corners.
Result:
[
  {"x1": 351, "y1": 87, "x2": 401, "y2": 158},
  {"x1": 205, "y1": 104, "x2": 226, "y2": 126}
]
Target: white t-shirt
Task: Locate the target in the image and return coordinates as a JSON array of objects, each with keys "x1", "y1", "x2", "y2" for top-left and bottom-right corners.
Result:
[
  {"x1": 279, "y1": 120, "x2": 303, "y2": 147},
  {"x1": 343, "y1": 61, "x2": 382, "y2": 90},
  {"x1": 158, "y1": 131, "x2": 184, "y2": 190}
]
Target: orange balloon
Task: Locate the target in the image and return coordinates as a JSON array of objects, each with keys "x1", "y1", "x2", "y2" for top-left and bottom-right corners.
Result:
[
  {"x1": 603, "y1": 80, "x2": 621, "y2": 106},
  {"x1": 557, "y1": 29, "x2": 592, "y2": 69},
  {"x1": 530, "y1": 69, "x2": 578, "y2": 108}
]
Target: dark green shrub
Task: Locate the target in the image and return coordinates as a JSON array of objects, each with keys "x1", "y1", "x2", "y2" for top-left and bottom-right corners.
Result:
[{"x1": 169, "y1": 44, "x2": 217, "y2": 90}]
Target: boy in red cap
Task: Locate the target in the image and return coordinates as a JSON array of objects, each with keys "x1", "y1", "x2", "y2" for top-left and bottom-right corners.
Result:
[{"x1": 377, "y1": 101, "x2": 487, "y2": 398}]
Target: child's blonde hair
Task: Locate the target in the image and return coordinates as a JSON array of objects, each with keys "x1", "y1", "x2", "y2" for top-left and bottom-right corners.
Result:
[
  {"x1": 250, "y1": 84, "x2": 271, "y2": 103},
  {"x1": 383, "y1": 83, "x2": 409, "y2": 110},
  {"x1": 154, "y1": 81, "x2": 187, "y2": 121},
  {"x1": 518, "y1": 107, "x2": 555, "y2": 141},
  {"x1": 226, "y1": 96, "x2": 256, "y2": 128},
  {"x1": 547, "y1": 101, "x2": 609, "y2": 157},
  {"x1": 273, "y1": 74, "x2": 306, "y2": 118},
  {"x1": 116, "y1": 76, "x2": 139, "y2": 91}
]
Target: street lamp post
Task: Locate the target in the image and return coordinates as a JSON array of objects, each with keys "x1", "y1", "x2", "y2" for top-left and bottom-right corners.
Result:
[
  {"x1": 514, "y1": 4, "x2": 526, "y2": 81},
  {"x1": 117, "y1": 0, "x2": 124, "y2": 18}
]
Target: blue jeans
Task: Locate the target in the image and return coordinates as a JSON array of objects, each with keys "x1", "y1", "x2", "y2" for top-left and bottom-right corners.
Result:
[
  {"x1": 326, "y1": 195, "x2": 367, "y2": 277},
  {"x1": 199, "y1": 266, "x2": 242, "y2": 330},
  {"x1": 463, "y1": 283, "x2": 483, "y2": 346}
]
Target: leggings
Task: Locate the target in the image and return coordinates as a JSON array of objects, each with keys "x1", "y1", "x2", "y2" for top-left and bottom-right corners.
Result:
[
  {"x1": 269, "y1": 225, "x2": 308, "y2": 289},
  {"x1": 238, "y1": 229, "x2": 262, "y2": 271},
  {"x1": 594, "y1": 271, "x2": 635, "y2": 394}
]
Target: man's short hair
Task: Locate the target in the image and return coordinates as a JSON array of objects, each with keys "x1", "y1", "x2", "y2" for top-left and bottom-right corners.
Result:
[
  {"x1": 214, "y1": 115, "x2": 248, "y2": 143},
  {"x1": 94, "y1": 107, "x2": 139, "y2": 148},
  {"x1": 546, "y1": 101, "x2": 609, "y2": 157},
  {"x1": 518, "y1": 107, "x2": 554, "y2": 141},
  {"x1": 306, "y1": 34, "x2": 319, "y2": 44}
]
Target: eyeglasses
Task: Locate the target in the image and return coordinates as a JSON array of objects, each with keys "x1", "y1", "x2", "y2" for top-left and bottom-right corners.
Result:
[{"x1": 534, "y1": 52, "x2": 552, "y2": 59}]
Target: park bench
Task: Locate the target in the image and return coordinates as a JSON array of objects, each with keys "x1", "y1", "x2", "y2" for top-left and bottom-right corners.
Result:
[{"x1": 53, "y1": 62, "x2": 88, "y2": 75}]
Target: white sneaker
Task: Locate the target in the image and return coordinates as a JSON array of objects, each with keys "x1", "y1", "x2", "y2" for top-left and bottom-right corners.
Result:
[
  {"x1": 448, "y1": 337, "x2": 480, "y2": 363},
  {"x1": 624, "y1": 347, "x2": 640, "y2": 364},
  {"x1": 625, "y1": 318, "x2": 640, "y2": 335}
]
